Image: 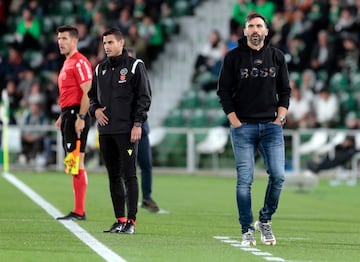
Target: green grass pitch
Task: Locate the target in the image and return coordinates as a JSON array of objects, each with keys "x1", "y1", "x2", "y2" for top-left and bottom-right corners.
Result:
[{"x1": 1, "y1": 171, "x2": 359, "y2": 262}]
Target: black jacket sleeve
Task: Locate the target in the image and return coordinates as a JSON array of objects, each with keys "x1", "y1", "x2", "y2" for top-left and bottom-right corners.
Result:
[{"x1": 88, "y1": 64, "x2": 101, "y2": 117}]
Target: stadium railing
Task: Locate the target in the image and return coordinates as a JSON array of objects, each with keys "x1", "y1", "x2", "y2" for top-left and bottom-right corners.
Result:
[{"x1": 0, "y1": 125, "x2": 358, "y2": 184}]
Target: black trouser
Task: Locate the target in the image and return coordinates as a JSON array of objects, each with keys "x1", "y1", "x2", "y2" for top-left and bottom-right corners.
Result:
[{"x1": 99, "y1": 133, "x2": 138, "y2": 221}]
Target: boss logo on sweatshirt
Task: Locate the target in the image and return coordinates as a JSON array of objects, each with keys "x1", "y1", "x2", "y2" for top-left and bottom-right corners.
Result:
[
  {"x1": 119, "y1": 68, "x2": 128, "y2": 83},
  {"x1": 240, "y1": 67, "x2": 276, "y2": 79}
]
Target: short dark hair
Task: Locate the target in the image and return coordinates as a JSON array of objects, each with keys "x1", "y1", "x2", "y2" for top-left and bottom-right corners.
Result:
[
  {"x1": 57, "y1": 25, "x2": 79, "y2": 38},
  {"x1": 245, "y1": 12, "x2": 268, "y2": 28},
  {"x1": 102, "y1": 28, "x2": 124, "y2": 40}
]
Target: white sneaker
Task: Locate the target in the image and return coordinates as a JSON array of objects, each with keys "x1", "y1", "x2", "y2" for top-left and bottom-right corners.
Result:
[
  {"x1": 254, "y1": 220, "x2": 276, "y2": 245},
  {"x1": 241, "y1": 229, "x2": 256, "y2": 246}
]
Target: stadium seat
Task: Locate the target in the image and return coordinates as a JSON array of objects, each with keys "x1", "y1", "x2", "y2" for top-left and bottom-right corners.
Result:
[
  {"x1": 164, "y1": 109, "x2": 185, "y2": 127},
  {"x1": 299, "y1": 130, "x2": 328, "y2": 155},
  {"x1": 179, "y1": 89, "x2": 201, "y2": 109},
  {"x1": 186, "y1": 108, "x2": 208, "y2": 127},
  {"x1": 149, "y1": 127, "x2": 167, "y2": 147},
  {"x1": 196, "y1": 126, "x2": 229, "y2": 169},
  {"x1": 208, "y1": 109, "x2": 227, "y2": 126},
  {"x1": 202, "y1": 90, "x2": 220, "y2": 109}
]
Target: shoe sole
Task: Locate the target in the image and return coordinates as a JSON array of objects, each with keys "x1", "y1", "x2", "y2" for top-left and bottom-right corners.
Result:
[
  {"x1": 254, "y1": 221, "x2": 276, "y2": 246},
  {"x1": 141, "y1": 205, "x2": 160, "y2": 213}
]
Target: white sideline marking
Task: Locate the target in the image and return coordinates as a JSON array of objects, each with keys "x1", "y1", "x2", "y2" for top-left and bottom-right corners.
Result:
[
  {"x1": 3, "y1": 172, "x2": 126, "y2": 262},
  {"x1": 213, "y1": 236, "x2": 286, "y2": 262}
]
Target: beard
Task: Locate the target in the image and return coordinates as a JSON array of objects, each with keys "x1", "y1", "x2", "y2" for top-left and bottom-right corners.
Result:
[{"x1": 247, "y1": 34, "x2": 265, "y2": 46}]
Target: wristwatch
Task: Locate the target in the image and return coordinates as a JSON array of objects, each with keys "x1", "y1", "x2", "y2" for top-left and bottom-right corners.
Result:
[
  {"x1": 134, "y1": 122, "x2": 142, "y2": 127},
  {"x1": 77, "y1": 113, "x2": 86, "y2": 120},
  {"x1": 278, "y1": 116, "x2": 286, "y2": 125}
]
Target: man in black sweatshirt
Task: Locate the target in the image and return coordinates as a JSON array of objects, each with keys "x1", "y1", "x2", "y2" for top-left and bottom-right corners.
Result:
[{"x1": 217, "y1": 13, "x2": 291, "y2": 247}]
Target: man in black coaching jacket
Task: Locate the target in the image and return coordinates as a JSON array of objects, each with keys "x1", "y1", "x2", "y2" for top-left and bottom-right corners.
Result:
[{"x1": 89, "y1": 27, "x2": 151, "y2": 234}]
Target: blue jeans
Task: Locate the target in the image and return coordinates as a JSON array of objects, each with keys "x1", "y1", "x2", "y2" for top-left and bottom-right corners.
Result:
[
  {"x1": 137, "y1": 120, "x2": 153, "y2": 200},
  {"x1": 230, "y1": 122, "x2": 285, "y2": 234}
]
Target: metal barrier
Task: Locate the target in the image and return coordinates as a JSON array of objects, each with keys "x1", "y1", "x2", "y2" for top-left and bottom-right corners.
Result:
[{"x1": 1, "y1": 125, "x2": 359, "y2": 185}]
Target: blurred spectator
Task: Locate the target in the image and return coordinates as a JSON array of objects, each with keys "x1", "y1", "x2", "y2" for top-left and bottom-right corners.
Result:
[
  {"x1": 5, "y1": 79, "x2": 22, "y2": 125},
  {"x1": 14, "y1": 6, "x2": 42, "y2": 50},
  {"x1": 77, "y1": 0, "x2": 96, "y2": 27},
  {"x1": 299, "y1": 69, "x2": 317, "y2": 97},
  {"x1": 287, "y1": 8, "x2": 313, "y2": 48},
  {"x1": 269, "y1": 9, "x2": 289, "y2": 51},
  {"x1": 133, "y1": 0, "x2": 146, "y2": 21},
  {"x1": 286, "y1": 79, "x2": 313, "y2": 129},
  {"x1": 104, "y1": 0, "x2": 121, "y2": 25},
  {"x1": 27, "y1": 0, "x2": 44, "y2": 18},
  {"x1": 76, "y1": 19, "x2": 94, "y2": 55},
  {"x1": 306, "y1": 134, "x2": 358, "y2": 176},
  {"x1": 138, "y1": 14, "x2": 164, "y2": 64},
  {"x1": 116, "y1": 6, "x2": 135, "y2": 36},
  {"x1": 225, "y1": 29, "x2": 243, "y2": 51},
  {"x1": 335, "y1": 32, "x2": 360, "y2": 76},
  {"x1": 0, "y1": 0, "x2": 9, "y2": 35},
  {"x1": 1, "y1": 43, "x2": 29, "y2": 84},
  {"x1": 42, "y1": 33, "x2": 64, "y2": 72},
  {"x1": 193, "y1": 29, "x2": 225, "y2": 81},
  {"x1": 125, "y1": 22, "x2": 149, "y2": 66},
  {"x1": 19, "y1": 95, "x2": 49, "y2": 165},
  {"x1": 252, "y1": 0, "x2": 276, "y2": 25},
  {"x1": 284, "y1": 37, "x2": 307, "y2": 71},
  {"x1": 18, "y1": 69, "x2": 37, "y2": 107},
  {"x1": 333, "y1": 7, "x2": 357, "y2": 34},
  {"x1": 309, "y1": 30, "x2": 335, "y2": 76},
  {"x1": 89, "y1": 10, "x2": 105, "y2": 39},
  {"x1": 230, "y1": 0, "x2": 253, "y2": 34},
  {"x1": 43, "y1": 71, "x2": 60, "y2": 122},
  {"x1": 328, "y1": 0, "x2": 341, "y2": 30},
  {"x1": 355, "y1": 0, "x2": 360, "y2": 28},
  {"x1": 306, "y1": 111, "x2": 360, "y2": 176},
  {"x1": 313, "y1": 87, "x2": 339, "y2": 128}
]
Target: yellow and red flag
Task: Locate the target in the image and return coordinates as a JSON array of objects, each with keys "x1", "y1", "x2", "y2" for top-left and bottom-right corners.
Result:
[{"x1": 64, "y1": 140, "x2": 80, "y2": 175}]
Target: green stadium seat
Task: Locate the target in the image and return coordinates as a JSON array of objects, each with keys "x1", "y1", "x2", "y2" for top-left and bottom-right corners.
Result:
[
  {"x1": 164, "y1": 109, "x2": 185, "y2": 127},
  {"x1": 202, "y1": 90, "x2": 220, "y2": 109},
  {"x1": 179, "y1": 89, "x2": 201, "y2": 109},
  {"x1": 187, "y1": 108, "x2": 208, "y2": 127},
  {"x1": 208, "y1": 109, "x2": 227, "y2": 126}
]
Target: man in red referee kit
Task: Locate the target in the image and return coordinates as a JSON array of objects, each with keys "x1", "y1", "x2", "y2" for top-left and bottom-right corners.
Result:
[{"x1": 55, "y1": 25, "x2": 92, "y2": 221}]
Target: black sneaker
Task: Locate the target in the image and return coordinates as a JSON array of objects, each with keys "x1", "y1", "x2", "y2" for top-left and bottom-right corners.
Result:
[
  {"x1": 103, "y1": 221, "x2": 125, "y2": 233},
  {"x1": 56, "y1": 212, "x2": 86, "y2": 221},
  {"x1": 121, "y1": 220, "x2": 135, "y2": 234},
  {"x1": 141, "y1": 198, "x2": 160, "y2": 213}
]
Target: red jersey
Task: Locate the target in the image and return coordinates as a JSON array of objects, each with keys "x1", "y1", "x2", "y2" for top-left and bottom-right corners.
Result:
[{"x1": 58, "y1": 52, "x2": 92, "y2": 109}]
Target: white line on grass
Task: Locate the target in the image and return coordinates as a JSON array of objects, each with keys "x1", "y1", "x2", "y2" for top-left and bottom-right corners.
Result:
[
  {"x1": 2, "y1": 172, "x2": 126, "y2": 262},
  {"x1": 213, "y1": 236, "x2": 286, "y2": 261}
]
